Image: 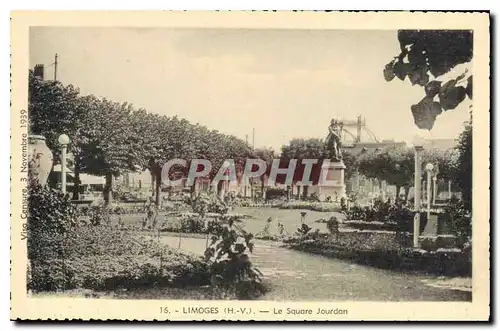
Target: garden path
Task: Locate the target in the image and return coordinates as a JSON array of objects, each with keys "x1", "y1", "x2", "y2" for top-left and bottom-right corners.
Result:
[{"x1": 159, "y1": 236, "x2": 471, "y2": 301}]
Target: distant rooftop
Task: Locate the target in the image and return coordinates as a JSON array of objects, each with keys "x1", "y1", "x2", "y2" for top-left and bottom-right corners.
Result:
[
  {"x1": 423, "y1": 138, "x2": 457, "y2": 150},
  {"x1": 343, "y1": 140, "x2": 407, "y2": 154}
]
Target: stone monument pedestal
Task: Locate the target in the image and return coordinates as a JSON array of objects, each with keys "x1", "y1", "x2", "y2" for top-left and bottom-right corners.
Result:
[
  {"x1": 418, "y1": 212, "x2": 458, "y2": 251},
  {"x1": 310, "y1": 160, "x2": 347, "y2": 202}
]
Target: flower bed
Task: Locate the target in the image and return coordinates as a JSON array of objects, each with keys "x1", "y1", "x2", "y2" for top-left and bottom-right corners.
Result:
[
  {"x1": 76, "y1": 200, "x2": 191, "y2": 216},
  {"x1": 160, "y1": 216, "x2": 207, "y2": 234},
  {"x1": 283, "y1": 233, "x2": 471, "y2": 276},
  {"x1": 341, "y1": 200, "x2": 428, "y2": 233},
  {"x1": 29, "y1": 225, "x2": 210, "y2": 292},
  {"x1": 30, "y1": 253, "x2": 209, "y2": 292},
  {"x1": 284, "y1": 231, "x2": 410, "y2": 250},
  {"x1": 28, "y1": 183, "x2": 267, "y2": 299},
  {"x1": 278, "y1": 201, "x2": 340, "y2": 212}
]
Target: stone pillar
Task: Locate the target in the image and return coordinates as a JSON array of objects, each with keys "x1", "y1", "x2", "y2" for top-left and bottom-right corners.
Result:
[
  {"x1": 413, "y1": 146, "x2": 423, "y2": 248},
  {"x1": 432, "y1": 176, "x2": 437, "y2": 205},
  {"x1": 317, "y1": 160, "x2": 346, "y2": 201}
]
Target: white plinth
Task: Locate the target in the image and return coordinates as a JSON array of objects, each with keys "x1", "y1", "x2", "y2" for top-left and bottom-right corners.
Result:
[{"x1": 309, "y1": 160, "x2": 347, "y2": 202}]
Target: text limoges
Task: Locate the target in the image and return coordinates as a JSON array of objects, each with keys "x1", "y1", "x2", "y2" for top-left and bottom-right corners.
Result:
[{"x1": 183, "y1": 307, "x2": 219, "y2": 314}]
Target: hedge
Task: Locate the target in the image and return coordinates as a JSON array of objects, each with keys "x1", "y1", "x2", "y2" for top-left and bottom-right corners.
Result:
[{"x1": 284, "y1": 233, "x2": 471, "y2": 276}]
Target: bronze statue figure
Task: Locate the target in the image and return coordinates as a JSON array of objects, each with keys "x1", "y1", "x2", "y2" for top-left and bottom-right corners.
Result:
[{"x1": 325, "y1": 119, "x2": 342, "y2": 161}]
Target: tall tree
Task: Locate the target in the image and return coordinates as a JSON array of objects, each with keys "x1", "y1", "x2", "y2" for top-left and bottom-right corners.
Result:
[
  {"x1": 341, "y1": 149, "x2": 358, "y2": 180},
  {"x1": 147, "y1": 116, "x2": 196, "y2": 205},
  {"x1": 454, "y1": 118, "x2": 472, "y2": 211},
  {"x1": 384, "y1": 30, "x2": 473, "y2": 130},
  {"x1": 281, "y1": 138, "x2": 327, "y2": 199},
  {"x1": 254, "y1": 147, "x2": 275, "y2": 198},
  {"x1": 29, "y1": 72, "x2": 91, "y2": 199},
  {"x1": 415, "y1": 147, "x2": 459, "y2": 203},
  {"x1": 357, "y1": 147, "x2": 415, "y2": 201},
  {"x1": 79, "y1": 98, "x2": 144, "y2": 205}
]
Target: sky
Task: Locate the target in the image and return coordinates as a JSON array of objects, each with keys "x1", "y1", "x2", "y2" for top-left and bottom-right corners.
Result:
[{"x1": 29, "y1": 27, "x2": 472, "y2": 151}]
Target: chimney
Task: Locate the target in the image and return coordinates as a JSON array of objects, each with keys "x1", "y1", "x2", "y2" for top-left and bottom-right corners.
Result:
[{"x1": 33, "y1": 64, "x2": 44, "y2": 80}]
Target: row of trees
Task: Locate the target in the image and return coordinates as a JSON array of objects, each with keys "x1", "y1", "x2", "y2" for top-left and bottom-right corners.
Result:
[
  {"x1": 30, "y1": 56, "x2": 471, "y2": 207},
  {"x1": 29, "y1": 69, "x2": 377, "y2": 205},
  {"x1": 356, "y1": 145, "x2": 460, "y2": 202},
  {"x1": 29, "y1": 71, "x2": 253, "y2": 205},
  {"x1": 30, "y1": 69, "x2": 345, "y2": 205}
]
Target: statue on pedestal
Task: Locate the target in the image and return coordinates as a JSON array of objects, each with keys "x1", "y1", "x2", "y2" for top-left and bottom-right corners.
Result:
[
  {"x1": 325, "y1": 119, "x2": 342, "y2": 161},
  {"x1": 311, "y1": 119, "x2": 347, "y2": 201}
]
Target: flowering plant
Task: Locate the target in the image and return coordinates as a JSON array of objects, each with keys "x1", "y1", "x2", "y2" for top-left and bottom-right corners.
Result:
[{"x1": 204, "y1": 217, "x2": 265, "y2": 299}]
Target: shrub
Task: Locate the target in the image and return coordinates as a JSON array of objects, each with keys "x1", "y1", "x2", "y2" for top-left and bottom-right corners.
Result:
[
  {"x1": 265, "y1": 187, "x2": 287, "y2": 201},
  {"x1": 340, "y1": 197, "x2": 347, "y2": 212},
  {"x1": 365, "y1": 198, "x2": 391, "y2": 222},
  {"x1": 279, "y1": 201, "x2": 340, "y2": 212},
  {"x1": 191, "y1": 194, "x2": 209, "y2": 216},
  {"x1": 209, "y1": 198, "x2": 229, "y2": 214},
  {"x1": 255, "y1": 219, "x2": 289, "y2": 241},
  {"x1": 326, "y1": 216, "x2": 340, "y2": 235},
  {"x1": 386, "y1": 202, "x2": 417, "y2": 233},
  {"x1": 192, "y1": 194, "x2": 229, "y2": 215},
  {"x1": 347, "y1": 191, "x2": 359, "y2": 204},
  {"x1": 344, "y1": 201, "x2": 425, "y2": 233},
  {"x1": 296, "y1": 223, "x2": 312, "y2": 236},
  {"x1": 441, "y1": 197, "x2": 471, "y2": 246},
  {"x1": 204, "y1": 217, "x2": 266, "y2": 299},
  {"x1": 161, "y1": 216, "x2": 206, "y2": 234},
  {"x1": 344, "y1": 205, "x2": 366, "y2": 220},
  {"x1": 86, "y1": 205, "x2": 112, "y2": 226},
  {"x1": 27, "y1": 183, "x2": 78, "y2": 261},
  {"x1": 233, "y1": 197, "x2": 252, "y2": 207},
  {"x1": 284, "y1": 233, "x2": 470, "y2": 276},
  {"x1": 308, "y1": 192, "x2": 320, "y2": 202}
]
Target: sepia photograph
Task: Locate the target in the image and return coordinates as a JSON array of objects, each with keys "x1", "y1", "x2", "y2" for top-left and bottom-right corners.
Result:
[{"x1": 10, "y1": 11, "x2": 490, "y2": 321}]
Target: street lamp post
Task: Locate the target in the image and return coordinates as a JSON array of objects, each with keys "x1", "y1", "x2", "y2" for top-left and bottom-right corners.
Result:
[
  {"x1": 221, "y1": 160, "x2": 231, "y2": 200},
  {"x1": 425, "y1": 163, "x2": 434, "y2": 222},
  {"x1": 58, "y1": 134, "x2": 70, "y2": 195},
  {"x1": 412, "y1": 133, "x2": 425, "y2": 248},
  {"x1": 432, "y1": 175, "x2": 438, "y2": 205}
]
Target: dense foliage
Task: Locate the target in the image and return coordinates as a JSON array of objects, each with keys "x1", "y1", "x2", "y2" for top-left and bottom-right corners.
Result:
[
  {"x1": 27, "y1": 184, "x2": 210, "y2": 292},
  {"x1": 454, "y1": 120, "x2": 472, "y2": 211},
  {"x1": 28, "y1": 72, "x2": 254, "y2": 204},
  {"x1": 357, "y1": 145, "x2": 459, "y2": 202},
  {"x1": 27, "y1": 182, "x2": 78, "y2": 260},
  {"x1": 441, "y1": 197, "x2": 472, "y2": 247},
  {"x1": 357, "y1": 147, "x2": 414, "y2": 199},
  {"x1": 278, "y1": 201, "x2": 340, "y2": 212},
  {"x1": 160, "y1": 216, "x2": 206, "y2": 234},
  {"x1": 29, "y1": 227, "x2": 210, "y2": 292},
  {"x1": 384, "y1": 30, "x2": 473, "y2": 130},
  {"x1": 192, "y1": 193, "x2": 229, "y2": 215},
  {"x1": 285, "y1": 232, "x2": 470, "y2": 276},
  {"x1": 342, "y1": 199, "x2": 424, "y2": 233},
  {"x1": 204, "y1": 217, "x2": 266, "y2": 299},
  {"x1": 265, "y1": 187, "x2": 288, "y2": 201}
]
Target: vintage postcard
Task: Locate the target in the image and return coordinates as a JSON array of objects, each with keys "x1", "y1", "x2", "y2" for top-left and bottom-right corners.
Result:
[{"x1": 10, "y1": 11, "x2": 490, "y2": 321}]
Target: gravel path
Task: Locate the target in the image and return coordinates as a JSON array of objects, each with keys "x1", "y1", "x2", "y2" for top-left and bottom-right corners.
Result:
[{"x1": 159, "y1": 236, "x2": 471, "y2": 301}]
